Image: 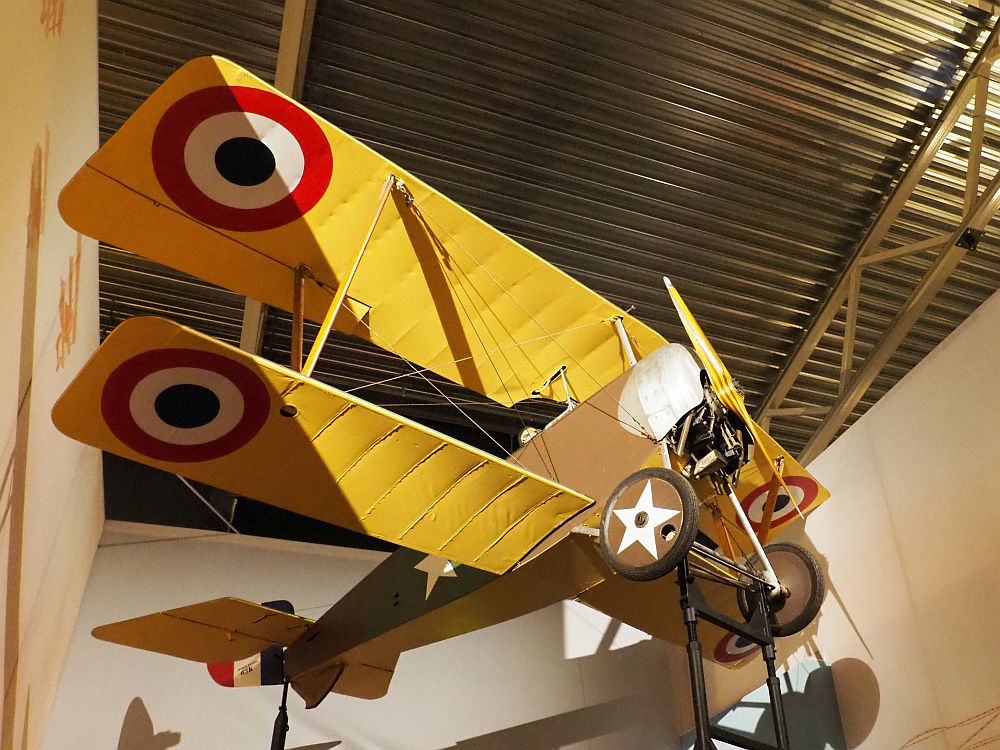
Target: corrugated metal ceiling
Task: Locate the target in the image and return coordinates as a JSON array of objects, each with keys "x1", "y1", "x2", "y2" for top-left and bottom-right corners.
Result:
[{"x1": 95, "y1": 0, "x2": 1000, "y2": 460}]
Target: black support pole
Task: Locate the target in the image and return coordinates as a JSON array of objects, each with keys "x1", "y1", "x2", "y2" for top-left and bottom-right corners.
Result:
[
  {"x1": 678, "y1": 558, "x2": 717, "y2": 750},
  {"x1": 755, "y1": 583, "x2": 791, "y2": 750},
  {"x1": 675, "y1": 555, "x2": 795, "y2": 750},
  {"x1": 271, "y1": 680, "x2": 290, "y2": 750}
]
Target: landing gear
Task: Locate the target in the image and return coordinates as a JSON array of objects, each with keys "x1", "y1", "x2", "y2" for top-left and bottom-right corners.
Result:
[
  {"x1": 599, "y1": 468, "x2": 700, "y2": 581},
  {"x1": 737, "y1": 542, "x2": 825, "y2": 637}
]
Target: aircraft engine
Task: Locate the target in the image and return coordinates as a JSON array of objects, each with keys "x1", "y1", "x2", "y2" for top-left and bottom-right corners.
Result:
[{"x1": 618, "y1": 343, "x2": 750, "y2": 483}]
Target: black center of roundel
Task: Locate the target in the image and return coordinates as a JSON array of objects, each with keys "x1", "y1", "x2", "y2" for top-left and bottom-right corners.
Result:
[
  {"x1": 154, "y1": 384, "x2": 221, "y2": 429},
  {"x1": 774, "y1": 492, "x2": 790, "y2": 512},
  {"x1": 214, "y1": 137, "x2": 276, "y2": 186}
]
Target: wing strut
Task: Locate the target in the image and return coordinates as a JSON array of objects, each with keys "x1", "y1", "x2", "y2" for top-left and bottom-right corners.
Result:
[
  {"x1": 613, "y1": 316, "x2": 638, "y2": 367},
  {"x1": 291, "y1": 263, "x2": 309, "y2": 371},
  {"x1": 756, "y1": 457, "x2": 785, "y2": 546},
  {"x1": 294, "y1": 173, "x2": 400, "y2": 377}
]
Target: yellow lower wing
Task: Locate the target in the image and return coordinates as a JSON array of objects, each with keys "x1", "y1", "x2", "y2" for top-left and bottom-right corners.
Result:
[
  {"x1": 92, "y1": 598, "x2": 313, "y2": 663},
  {"x1": 53, "y1": 317, "x2": 593, "y2": 573}
]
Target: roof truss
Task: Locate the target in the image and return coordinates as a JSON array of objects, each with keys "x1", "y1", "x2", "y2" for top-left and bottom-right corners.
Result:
[{"x1": 759, "y1": 18, "x2": 1000, "y2": 463}]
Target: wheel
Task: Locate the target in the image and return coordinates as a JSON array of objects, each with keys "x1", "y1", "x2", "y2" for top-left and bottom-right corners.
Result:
[
  {"x1": 737, "y1": 542, "x2": 825, "y2": 637},
  {"x1": 599, "y1": 467, "x2": 700, "y2": 581}
]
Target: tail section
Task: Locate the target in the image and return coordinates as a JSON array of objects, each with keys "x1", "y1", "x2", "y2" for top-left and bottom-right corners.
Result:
[
  {"x1": 207, "y1": 600, "x2": 292, "y2": 688},
  {"x1": 209, "y1": 646, "x2": 285, "y2": 688}
]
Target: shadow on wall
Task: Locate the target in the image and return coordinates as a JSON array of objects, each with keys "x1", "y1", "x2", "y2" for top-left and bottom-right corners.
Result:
[
  {"x1": 116, "y1": 697, "x2": 341, "y2": 750},
  {"x1": 117, "y1": 698, "x2": 179, "y2": 750},
  {"x1": 681, "y1": 660, "x2": 873, "y2": 750},
  {"x1": 741, "y1": 663, "x2": 851, "y2": 750},
  {"x1": 830, "y1": 658, "x2": 880, "y2": 749},
  {"x1": 432, "y1": 696, "x2": 653, "y2": 750},
  {"x1": 771, "y1": 534, "x2": 881, "y2": 749}
]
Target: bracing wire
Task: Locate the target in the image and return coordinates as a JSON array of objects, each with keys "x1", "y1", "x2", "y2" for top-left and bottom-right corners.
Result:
[
  {"x1": 176, "y1": 475, "x2": 240, "y2": 534},
  {"x1": 409, "y1": 221, "x2": 564, "y2": 476},
  {"x1": 342, "y1": 320, "x2": 610, "y2": 395},
  {"x1": 408, "y1": 201, "x2": 655, "y2": 440},
  {"x1": 336, "y1": 308, "x2": 527, "y2": 467}
]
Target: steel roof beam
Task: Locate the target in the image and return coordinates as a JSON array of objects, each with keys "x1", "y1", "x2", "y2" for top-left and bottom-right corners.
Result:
[
  {"x1": 239, "y1": 0, "x2": 317, "y2": 354},
  {"x1": 799, "y1": 138, "x2": 1000, "y2": 464},
  {"x1": 757, "y1": 19, "x2": 1000, "y2": 453},
  {"x1": 274, "y1": 0, "x2": 317, "y2": 99}
]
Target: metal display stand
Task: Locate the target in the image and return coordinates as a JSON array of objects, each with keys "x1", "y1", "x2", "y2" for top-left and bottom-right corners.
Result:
[
  {"x1": 677, "y1": 556, "x2": 791, "y2": 750},
  {"x1": 271, "y1": 681, "x2": 290, "y2": 750}
]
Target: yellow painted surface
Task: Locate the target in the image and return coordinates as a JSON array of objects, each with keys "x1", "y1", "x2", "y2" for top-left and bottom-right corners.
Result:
[
  {"x1": 52, "y1": 317, "x2": 593, "y2": 573},
  {"x1": 58, "y1": 55, "x2": 665, "y2": 406},
  {"x1": 666, "y1": 282, "x2": 830, "y2": 534},
  {"x1": 92, "y1": 598, "x2": 314, "y2": 663}
]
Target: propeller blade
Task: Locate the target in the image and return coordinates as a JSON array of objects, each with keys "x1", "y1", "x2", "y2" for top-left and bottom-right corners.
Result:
[{"x1": 663, "y1": 278, "x2": 804, "y2": 521}]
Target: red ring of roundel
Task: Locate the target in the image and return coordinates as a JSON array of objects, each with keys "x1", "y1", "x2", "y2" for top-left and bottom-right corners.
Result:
[
  {"x1": 101, "y1": 348, "x2": 270, "y2": 462},
  {"x1": 740, "y1": 475, "x2": 819, "y2": 531},
  {"x1": 713, "y1": 632, "x2": 760, "y2": 663},
  {"x1": 151, "y1": 86, "x2": 333, "y2": 232}
]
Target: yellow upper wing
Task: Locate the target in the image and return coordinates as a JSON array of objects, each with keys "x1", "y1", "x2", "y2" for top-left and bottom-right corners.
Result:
[
  {"x1": 59, "y1": 55, "x2": 665, "y2": 406},
  {"x1": 53, "y1": 317, "x2": 593, "y2": 574}
]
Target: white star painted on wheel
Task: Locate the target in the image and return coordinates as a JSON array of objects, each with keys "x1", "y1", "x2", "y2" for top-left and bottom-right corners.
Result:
[
  {"x1": 612, "y1": 480, "x2": 681, "y2": 558},
  {"x1": 414, "y1": 555, "x2": 458, "y2": 599}
]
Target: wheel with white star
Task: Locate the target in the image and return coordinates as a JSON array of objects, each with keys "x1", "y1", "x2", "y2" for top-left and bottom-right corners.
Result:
[
  {"x1": 736, "y1": 542, "x2": 825, "y2": 637},
  {"x1": 599, "y1": 467, "x2": 700, "y2": 581}
]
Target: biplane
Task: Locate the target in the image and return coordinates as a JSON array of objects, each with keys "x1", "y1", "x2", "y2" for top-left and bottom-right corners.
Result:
[{"x1": 53, "y1": 57, "x2": 830, "y2": 745}]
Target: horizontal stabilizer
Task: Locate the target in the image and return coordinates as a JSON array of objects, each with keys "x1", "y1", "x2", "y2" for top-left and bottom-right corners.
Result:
[
  {"x1": 92, "y1": 597, "x2": 313, "y2": 664},
  {"x1": 292, "y1": 660, "x2": 398, "y2": 708},
  {"x1": 330, "y1": 662, "x2": 396, "y2": 701}
]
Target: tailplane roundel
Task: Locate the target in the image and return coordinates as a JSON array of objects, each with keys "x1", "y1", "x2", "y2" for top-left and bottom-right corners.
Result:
[{"x1": 207, "y1": 600, "x2": 292, "y2": 688}]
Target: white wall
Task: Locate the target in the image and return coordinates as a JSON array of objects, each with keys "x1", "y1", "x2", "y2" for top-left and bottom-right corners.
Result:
[
  {"x1": 0, "y1": 2, "x2": 103, "y2": 747},
  {"x1": 44, "y1": 523, "x2": 687, "y2": 750},
  {"x1": 754, "y1": 287, "x2": 1000, "y2": 749}
]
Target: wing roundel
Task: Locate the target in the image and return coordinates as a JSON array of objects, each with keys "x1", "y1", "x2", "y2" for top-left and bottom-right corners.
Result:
[
  {"x1": 151, "y1": 85, "x2": 333, "y2": 232},
  {"x1": 59, "y1": 55, "x2": 665, "y2": 407},
  {"x1": 100, "y1": 347, "x2": 270, "y2": 462},
  {"x1": 53, "y1": 317, "x2": 594, "y2": 574}
]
